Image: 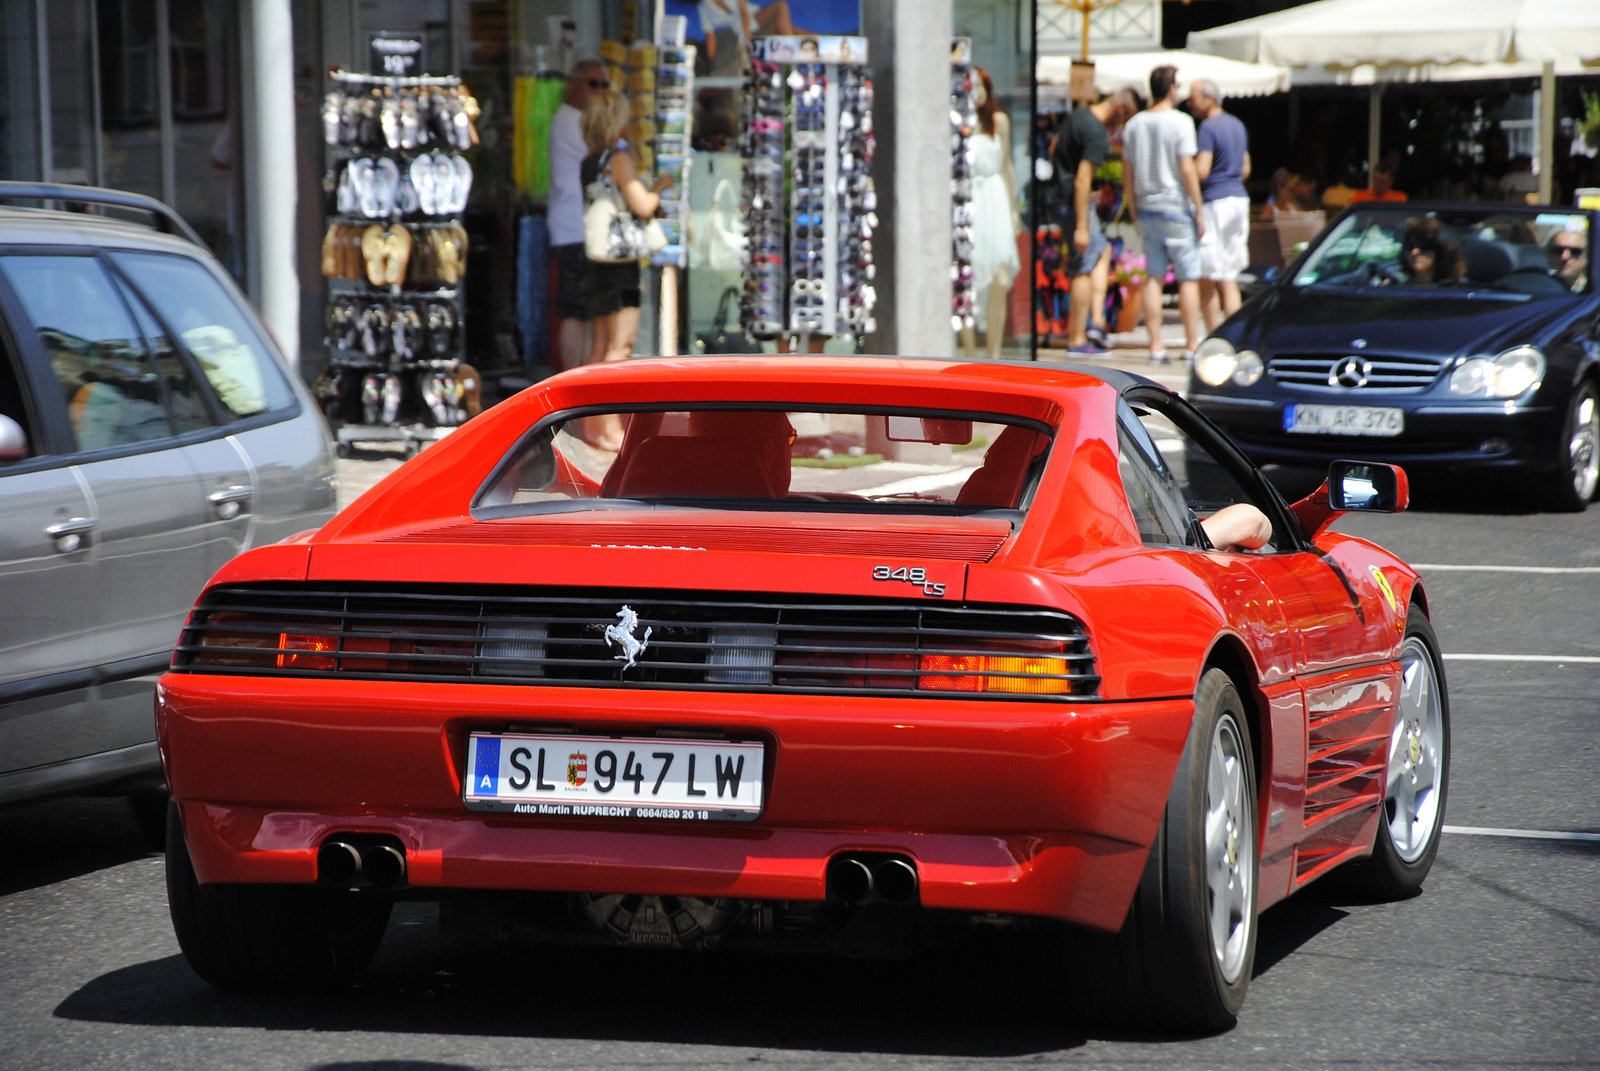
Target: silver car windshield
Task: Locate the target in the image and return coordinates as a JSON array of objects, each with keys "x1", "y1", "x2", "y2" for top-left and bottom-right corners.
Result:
[{"x1": 1292, "y1": 210, "x2": 1590, "y2": 296}]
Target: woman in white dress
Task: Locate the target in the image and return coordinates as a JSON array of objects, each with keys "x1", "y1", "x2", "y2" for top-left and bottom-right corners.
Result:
[{"x1": 961, "y1": 66, "x2": 1022, "y2": 362}]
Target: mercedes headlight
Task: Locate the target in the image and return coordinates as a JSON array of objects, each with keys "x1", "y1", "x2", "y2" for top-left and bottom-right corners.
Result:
[
  {"x1": 1194, "y1": 338, "x2": 1263, "y2": 388},
  {"x1": 1449, "y1": 346, "x2": 1545, "y2": 399}
]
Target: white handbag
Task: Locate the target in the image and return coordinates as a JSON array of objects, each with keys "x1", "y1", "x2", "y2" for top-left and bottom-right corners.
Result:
[
  {"x1": 584, "y1": 148, "x2": 668, "y2": 263},
  {"x1": 692, "y1": 179, "x2": 747, "y2": 273}
]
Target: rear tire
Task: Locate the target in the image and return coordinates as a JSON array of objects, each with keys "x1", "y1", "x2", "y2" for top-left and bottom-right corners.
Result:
[
  {"x1": 1544, "y1": 381, "x2": 1599, "y2": 512},
  {"x1": 1066, "y1": 668, "x2": 1259, "y2": 1032},
  {"x1": 129, "y1": 790, "x2": 169, "y2": 851},
  {"x1": 1341, "y1": 606, "x2": 1449, "y2": 900},
  {"x1": 165, "y1": 801, "x2": 390, "y2": 990}
]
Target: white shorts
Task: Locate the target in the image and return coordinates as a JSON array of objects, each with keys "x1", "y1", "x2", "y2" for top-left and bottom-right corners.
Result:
[{"x1": 1199, "y1": 196, "x2": 1250, "y2": 282}]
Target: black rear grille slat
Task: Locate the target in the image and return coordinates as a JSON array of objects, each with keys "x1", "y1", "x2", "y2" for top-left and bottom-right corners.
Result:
[{"x1": 175, "y1": 584, "x2": 1100, "y2": 700}]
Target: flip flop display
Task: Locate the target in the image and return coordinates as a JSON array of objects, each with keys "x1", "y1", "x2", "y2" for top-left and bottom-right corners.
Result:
[{"x1": 317, "y1": 69, "x2": 475, "y2": 430}]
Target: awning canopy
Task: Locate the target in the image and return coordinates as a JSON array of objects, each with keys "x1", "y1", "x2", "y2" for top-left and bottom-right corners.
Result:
[
  {"x1": 1036, "y1": 50, "x2": 1291, "y2": 100},
  {"x1": 1187, "y1": 0, "x2": 1600, "y2": 77}
]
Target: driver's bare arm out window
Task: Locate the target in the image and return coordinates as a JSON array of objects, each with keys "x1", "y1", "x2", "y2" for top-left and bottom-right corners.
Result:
[{"x1": 1124, "y1": 398, "x2": 1280, "y2": 553}]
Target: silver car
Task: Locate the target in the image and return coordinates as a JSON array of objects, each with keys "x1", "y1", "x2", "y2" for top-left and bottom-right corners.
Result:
[{"x1": 0, "y1": 183, "x2": 336, "y2": 830}]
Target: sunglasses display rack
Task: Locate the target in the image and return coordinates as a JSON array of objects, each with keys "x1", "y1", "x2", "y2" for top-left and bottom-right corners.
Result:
[
  {"x1": 738, "y1": 36, "x2": 875, "y2": 346},
  {"x1": 317, "y1": 68, "x2": 480, "y2": 443},
  {"x1": 950, "y1": 41, "x2": 976, "y2": 332}
]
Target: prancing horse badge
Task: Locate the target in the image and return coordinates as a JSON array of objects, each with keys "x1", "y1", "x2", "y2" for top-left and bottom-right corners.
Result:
[{"x1": 603, "y1": 605, "x2": 651, "y2": 670}]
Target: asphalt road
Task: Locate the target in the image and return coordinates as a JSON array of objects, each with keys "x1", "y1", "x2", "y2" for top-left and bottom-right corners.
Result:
[{"x1": 3, "y1": 491, "x2": 1598, "y2": 1069}]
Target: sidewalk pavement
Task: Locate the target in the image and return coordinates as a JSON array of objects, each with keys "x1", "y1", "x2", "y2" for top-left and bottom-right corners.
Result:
[{"x1": 1002, "y1": 308, "x2": 1194, "y2": 395}]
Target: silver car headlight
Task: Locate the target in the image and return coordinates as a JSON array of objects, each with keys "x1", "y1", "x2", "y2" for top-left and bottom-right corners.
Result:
[
  {"x1": 1194, "y1": 338, "x2": 1263, "y2": 387},
  {"x1": 1449, "y1": 346, "x2": 1545, "y2": 399}
]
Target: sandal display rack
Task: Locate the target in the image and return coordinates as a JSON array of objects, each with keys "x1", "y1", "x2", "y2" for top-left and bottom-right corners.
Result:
[
  {"x1": 317, "y1": 68, "x2": 480, "y2": 454},
  {"x1": 737, "y1": 36, "x2": 875, "y2": 347}
]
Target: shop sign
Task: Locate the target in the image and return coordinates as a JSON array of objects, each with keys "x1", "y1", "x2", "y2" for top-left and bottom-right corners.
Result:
[{"x1": 370, "y1": 35, "x2": 425, "y2": 76}]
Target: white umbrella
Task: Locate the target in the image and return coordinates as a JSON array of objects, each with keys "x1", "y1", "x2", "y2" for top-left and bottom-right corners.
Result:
[
  {"x1": 1188, "y1": 0, "x2": 1600, "y2": 200},
  {"x1": 1037, "y1": 50, "x2": 1291, "y2": 99},
  {"x1": 1188, "y1": 0, "x2": 1600, "y2": 71}
]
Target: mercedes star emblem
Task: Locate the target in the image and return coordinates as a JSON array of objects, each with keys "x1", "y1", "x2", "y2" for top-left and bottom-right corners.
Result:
[{"x1": 1330, "y1": 357, "x2": 1371, "y2": 389}]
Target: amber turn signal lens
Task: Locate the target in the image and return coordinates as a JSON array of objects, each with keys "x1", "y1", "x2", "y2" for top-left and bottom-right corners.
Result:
[
  {"x1": 916, "y1": 652, "x2": 1070, "y2": 694},
  {"x1": 983, "y1": 656, "x2": 1070, "y2": 694}
]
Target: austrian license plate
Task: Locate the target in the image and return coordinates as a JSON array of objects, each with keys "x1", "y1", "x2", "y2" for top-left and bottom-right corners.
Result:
[
  {"x1": 463, "y1": 733, "x2": 765, "y2": 821},
  {"x1": 1284, "y1": 403, "x2": 1404, "y2": 437}
]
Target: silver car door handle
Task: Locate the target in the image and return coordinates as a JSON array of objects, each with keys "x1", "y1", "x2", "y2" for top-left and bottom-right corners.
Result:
[
  {"x1": 45, "y1": 516, "x2": 96, "y2": 553},
  {"x1": 207, "y1": 484, "x2": 254, "y2": 519}
]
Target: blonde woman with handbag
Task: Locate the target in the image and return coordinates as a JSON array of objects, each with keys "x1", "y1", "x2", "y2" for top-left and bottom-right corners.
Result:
[{"x1": 579, "y1": 88, "x2": 671, "y2": 449}]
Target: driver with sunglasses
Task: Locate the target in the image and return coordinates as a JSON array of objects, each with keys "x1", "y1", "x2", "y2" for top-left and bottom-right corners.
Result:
[{"x1": 1548, "y1": 228, "x2": 1588, "y2": 292}]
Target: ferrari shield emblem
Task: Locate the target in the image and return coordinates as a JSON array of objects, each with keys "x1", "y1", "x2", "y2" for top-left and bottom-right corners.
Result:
[
  {"x1": 1369, "y1": 565, "x2": 1399, "y2": 616},
  {"x1": 567, "y1": 752, "x2": 588, "y2": 787}
]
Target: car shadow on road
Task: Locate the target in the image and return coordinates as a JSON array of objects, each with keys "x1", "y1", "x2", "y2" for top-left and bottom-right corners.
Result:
[
  {"x1": 0, "y1": 796, "x2": 158, "y2": 898},
  {"x1": 53, "y1": 886, "x2": 1362, "y2": 1055},
  {"x1": 1252, "y1": 884, "x2": 1351, "y2": 977},
  {"x1": 54, "y1": 932, "x2": 1091, "y2": 1057}
]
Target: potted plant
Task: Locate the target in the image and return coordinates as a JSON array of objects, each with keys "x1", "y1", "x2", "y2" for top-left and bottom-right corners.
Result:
[
  {"x1": 1112, "y1": 249, "x2": 1147, "y2": 333},
  {"x1": 1580, "y1": 90, "x2": 1600, "y2": 154}
]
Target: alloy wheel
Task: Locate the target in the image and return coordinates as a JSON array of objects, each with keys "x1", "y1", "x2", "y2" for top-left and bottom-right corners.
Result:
[
  {"x1": 1387, "y1": 637, "x2": 1446, "y2": 863},
  {"x1": 1205, "y1": 715, "x2": 1254, "y2": 984},
  {"x1": 1570, "y1": 393, "x2": 1599, "y2": 503}
]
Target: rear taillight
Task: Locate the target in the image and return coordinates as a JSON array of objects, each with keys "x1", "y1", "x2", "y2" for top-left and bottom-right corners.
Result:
[
  {"x1": 773, "y1": 633, "x2": 1077, "y2": 695},
  {"x1": 184, "y1": 611, "x2": 472, "y2": 676},
  {"x1": 279, "y1": 632, "x2": 337, "y2": 670}
]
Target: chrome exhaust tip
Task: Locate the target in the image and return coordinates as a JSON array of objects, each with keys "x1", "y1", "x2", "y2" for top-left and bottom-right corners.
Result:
[
  {"x1": 361, "y1": 844, "x2": 407, "y2": 888},
  {"x1": 317, "y1": 841, "x2": 362, "y2": 885},
  {"x1": 874, "y1": 858, "x2": 919, "y2": 905},
  {"x1": 826, "y1": 856, "x2": 875, "y2": 903}
]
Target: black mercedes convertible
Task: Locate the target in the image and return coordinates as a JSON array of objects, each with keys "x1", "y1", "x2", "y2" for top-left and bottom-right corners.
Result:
[{"x1": 1190, "y1": 203, "x2": 1599, "y2": 510}]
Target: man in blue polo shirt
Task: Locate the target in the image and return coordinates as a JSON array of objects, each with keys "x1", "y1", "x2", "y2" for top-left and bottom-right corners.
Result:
[{"x1": 1191, "y1": 78, "x2": 1252, "y2": 331}]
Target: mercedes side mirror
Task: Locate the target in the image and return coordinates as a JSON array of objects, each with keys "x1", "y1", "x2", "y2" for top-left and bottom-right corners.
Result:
[
  {"x1": 0, "y1": 414, "x2": 27, "y2": 462},
  {"x1": 1328, "y1": 460, "x2": 1408, "y2": 513}
]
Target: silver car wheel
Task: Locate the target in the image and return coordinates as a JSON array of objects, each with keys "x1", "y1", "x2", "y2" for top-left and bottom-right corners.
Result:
[
  {"x1": 1205, "y1": 714, "x2": 1254, "y2": 985},
  {"x1": 1387, "y1": 637, "x2": 1446, "y2": 864},
  {"x1": 1570, "y1": 393, "x2": 1599, "y2": 503}
]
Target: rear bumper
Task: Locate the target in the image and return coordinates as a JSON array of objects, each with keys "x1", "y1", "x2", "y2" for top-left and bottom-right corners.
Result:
[
  {"x1": 156, "y1": 675, "x2": 1193, "y2": 931},
  {"x1": 1192, "y1": 393, "x2": 1559, "y2": 472}
]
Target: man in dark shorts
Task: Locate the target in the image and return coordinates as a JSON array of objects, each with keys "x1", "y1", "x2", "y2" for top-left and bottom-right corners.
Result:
[
  {"x1": 549, "y1": 60, "x2": 609, "y2": 369},
  {"x1": 1051, "y1": 88, "x2": 1139, "y2": 353}
]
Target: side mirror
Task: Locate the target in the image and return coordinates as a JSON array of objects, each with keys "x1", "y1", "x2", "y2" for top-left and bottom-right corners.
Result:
[
  {"x1": 1260, "y1": 266, "x2": 1280, "y2": 284},
  {"x1": 0, "y1": 414, "x2": 28, "y2": 462},
  {"x1": 1328, "y1": 460, "x2": 1408, "y2": 513}
]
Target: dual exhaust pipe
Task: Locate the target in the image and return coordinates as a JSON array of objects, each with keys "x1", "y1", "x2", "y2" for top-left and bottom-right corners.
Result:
[
  {"x1": 826, "y1": 853, "x2": 919, "y2": 906},
  {"x1": 317, "y1": 839, "x2": 407, "y2": 888}
]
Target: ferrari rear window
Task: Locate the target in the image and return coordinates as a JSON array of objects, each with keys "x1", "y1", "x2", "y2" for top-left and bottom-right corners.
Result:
[{"x1": 476, "y1": 408, "x2": 1053, "y2": 516}]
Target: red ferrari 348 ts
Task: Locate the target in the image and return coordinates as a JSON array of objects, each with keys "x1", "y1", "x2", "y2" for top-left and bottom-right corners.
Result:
[{"x1": 157, "y1": 357, "x2": 1449, "y2": 1030}]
